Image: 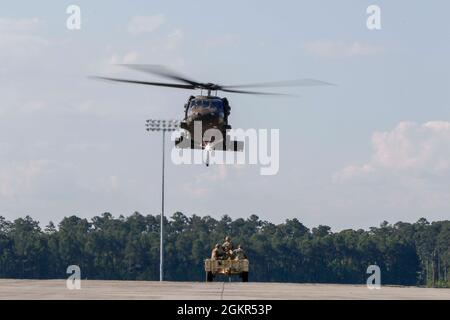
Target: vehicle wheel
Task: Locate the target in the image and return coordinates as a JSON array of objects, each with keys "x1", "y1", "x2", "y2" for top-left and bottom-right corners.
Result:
[
  {"x1": 241, "y1": 272, "x2": 248, "y2": 282},
  {"x1": 206, "y1": 271, "x2": 214, "y2": 282}
]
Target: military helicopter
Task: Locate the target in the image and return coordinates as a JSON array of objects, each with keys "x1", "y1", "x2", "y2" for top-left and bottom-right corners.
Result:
[{"x1": 93, "y1": 65, "x2": 332, "y2": 163}]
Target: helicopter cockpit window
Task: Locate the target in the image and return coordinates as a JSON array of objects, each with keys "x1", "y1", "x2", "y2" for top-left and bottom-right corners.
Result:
[
  {"x1": 187, "y1": 99, "x2": 224, "y2": 117},
  {"x1": 190, "y1": 99, "x2": 207, "y2": 107},
  {"x1": 188, "y1": 99, "x2": 203, "y2": 116},
  {"x1": 211, "y1": 100, "x2": 224, "y2": 112}
]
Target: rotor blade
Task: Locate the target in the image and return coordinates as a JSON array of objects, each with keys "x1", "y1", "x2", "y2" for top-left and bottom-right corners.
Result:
[
  {"x1": 222, "y1": 78, "x2": 335, "y2": 89},
  {"x1": 221, "y1": 88, "x2": 294, "y2": 96},
  {"x1": 117, "y1": 64, "x2": 201, "y2": 87},
  {"x1": 90, "y1": 76, "x2": 196, "y2": 89}
]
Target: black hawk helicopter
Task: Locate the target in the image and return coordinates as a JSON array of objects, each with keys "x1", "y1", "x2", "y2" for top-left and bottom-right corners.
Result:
[{"x1": 93, "y1": 65, "x2": 332, "y2": 162}]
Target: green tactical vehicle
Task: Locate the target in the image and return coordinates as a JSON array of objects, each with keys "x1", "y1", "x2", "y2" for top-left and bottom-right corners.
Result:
[{"x1": 204, "y1": 258, "x2": 249, "y2": 282}]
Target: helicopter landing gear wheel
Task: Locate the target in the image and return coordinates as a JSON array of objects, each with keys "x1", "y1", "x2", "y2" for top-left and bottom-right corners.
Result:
[
  {"x1": 205, "y1": 149, "x2": 210, "y2": 167},
  {"x1": 206, "y1": 271, "x2": 214, "y2": 282},
  {"x1": 203, "y1": 144, "x2": 212, "y2": 167}
]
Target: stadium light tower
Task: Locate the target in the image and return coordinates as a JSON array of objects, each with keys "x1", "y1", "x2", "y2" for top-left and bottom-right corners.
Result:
[{"x1": 146, "y1": 119, "x2": 180, "y2": 281}]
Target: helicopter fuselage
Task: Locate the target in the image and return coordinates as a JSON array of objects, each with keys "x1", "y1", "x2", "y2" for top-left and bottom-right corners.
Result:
[
  {"x1": 177, "y1": 95, "x2": 241, "y2": 151},
  {"x1": 181, "y1": 95, "x2": 229, "y2": 135}
]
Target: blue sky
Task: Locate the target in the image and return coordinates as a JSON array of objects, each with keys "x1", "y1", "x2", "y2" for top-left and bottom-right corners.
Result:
[{"x1": 0, "y1": 1, "x2": 449, "y2": 229}]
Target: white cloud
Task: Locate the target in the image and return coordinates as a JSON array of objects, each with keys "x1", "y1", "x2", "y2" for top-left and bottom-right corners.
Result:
[
  {"x1": 330, "y1": 121, "x2": 450, "y2": 225},
  {"x1": 334, "y1": 121, "x2": 450, "y2": 182},
  {"x1": 121, "y1": 51, "x2": 140, "y2": 64},
  {"x1": 165, "y1": 28, "x2": 183, "y2": 50},
  {"x1": 304, "y1": 40, "x2": 385, "y2": 58},
  {"x1": 0, "y1": 160, "x2": 50, "y2": 198},
  {"x1": 0, "y1": 17, "x2": 42, "y2": 33},
  {"x1": 127, "y1": 14, "x2": 166, "y2": 36},
  {"x1": 0, "y1": 17, "x2": 50, "y2": 72},
  {"x1": 93, "y1": 50, "x2": 141, "y2": 75},
  {"x1": 108, "y1": 51, "x2": 140, "y2": 65}
]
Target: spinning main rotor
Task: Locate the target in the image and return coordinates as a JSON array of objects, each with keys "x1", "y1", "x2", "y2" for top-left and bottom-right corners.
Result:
[{"x1": 92, "y1": 64, "x2": 334, "y2": 96}]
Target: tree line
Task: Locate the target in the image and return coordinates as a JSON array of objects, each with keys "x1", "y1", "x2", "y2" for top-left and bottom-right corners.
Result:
[{"x1": 0, "y1": 212, "x2": 448, "y2": 286}]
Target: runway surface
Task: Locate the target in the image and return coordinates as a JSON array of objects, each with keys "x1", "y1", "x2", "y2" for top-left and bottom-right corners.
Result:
[{"x1": 0, "y1": 279, "x2": 448, "y2": 300}]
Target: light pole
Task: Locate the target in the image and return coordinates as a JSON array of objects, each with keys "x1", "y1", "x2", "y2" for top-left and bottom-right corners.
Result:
[{"x1": 146, "y1": 119, "x2": 180, "y2": 281}]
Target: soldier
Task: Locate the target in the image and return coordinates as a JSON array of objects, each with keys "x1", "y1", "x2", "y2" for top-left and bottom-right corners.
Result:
[
  {"x1": 233, "y1": 244, "x2": 248, "y2": 260},
  {"x1": 222, "y1": 236, "x2": 234, "y2": 259},
  {"x1": 222, "y1": 97, "x2": 231, "y2": 123},
  {"x1": 184, "y1": 95, "x2": 195, "y2": 119},
  {"x1": 211, "y1": 243, "x2": 223, "y2": 260}
]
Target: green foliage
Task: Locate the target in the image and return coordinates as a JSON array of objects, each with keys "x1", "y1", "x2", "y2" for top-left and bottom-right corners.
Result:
[{"x1": 0, "y1": 213, "x2": 448, "y2": 286}]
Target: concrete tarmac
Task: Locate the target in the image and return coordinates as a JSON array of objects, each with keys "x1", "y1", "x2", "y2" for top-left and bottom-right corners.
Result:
[{"x1": 0, "y1": 279, "x2": 449, "y2": 300}]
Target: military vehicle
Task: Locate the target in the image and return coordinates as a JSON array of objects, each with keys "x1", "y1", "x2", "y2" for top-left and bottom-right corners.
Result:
[{"x1": 204, "y1": 258, "x2": 249, "y2": 282}]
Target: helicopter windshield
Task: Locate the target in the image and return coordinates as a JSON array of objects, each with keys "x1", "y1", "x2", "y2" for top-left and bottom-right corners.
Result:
[
  {"x1": 188, "y1": 99, "x2": 224, "y2": 115},
  {"x1": 211, "y1": 100, "x2": 224, "y2": 111}
]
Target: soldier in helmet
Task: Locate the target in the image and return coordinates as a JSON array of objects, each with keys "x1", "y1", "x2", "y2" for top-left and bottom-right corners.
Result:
[
  {"x1": 222, "y1": 236, "x2": 234, "y2": 259},
  {"x1": 233, "y1": 244, "x2": 247, "y2": 260},
  {"x1": 222, "y1": 97, "x2": 231, "y2": 123},
  {"x1": 211, "y1": 243, "x2": 224, "y2": 260}
]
